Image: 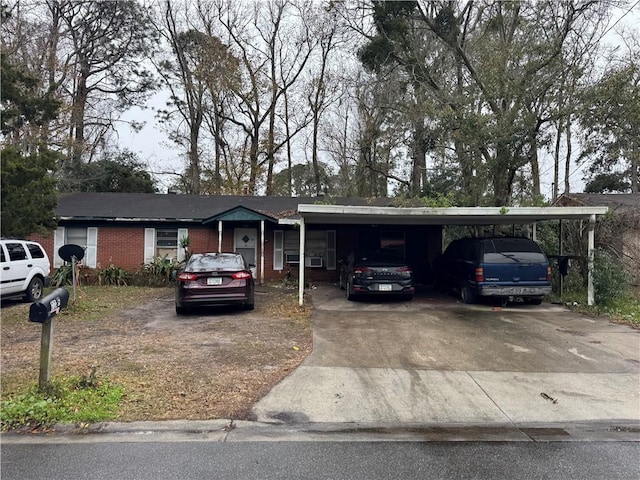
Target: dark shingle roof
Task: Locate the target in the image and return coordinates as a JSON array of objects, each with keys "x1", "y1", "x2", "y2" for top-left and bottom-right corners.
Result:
[
  {"x1": 555, "y1": 193, "x2": 640, "y2": 212},
  {"x1": 56, "y1": 192, "x2": 396, "y2": 222}
]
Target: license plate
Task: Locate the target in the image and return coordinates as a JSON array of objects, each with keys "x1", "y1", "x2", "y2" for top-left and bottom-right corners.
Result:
[
  {"x1": 207, "y1": 277, "x2": 222, "y2": 286},
  {"x1": 378, "y1": 284, "x2": 392, "y2": 292}
]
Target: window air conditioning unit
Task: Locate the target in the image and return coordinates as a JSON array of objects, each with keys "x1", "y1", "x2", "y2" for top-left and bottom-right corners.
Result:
[
  {"x1": 309, "y1": 256, "x2": 323, "y2": 268},
  {"x1": 285, "y1": 253, "x2": 300, "y2": 264}
]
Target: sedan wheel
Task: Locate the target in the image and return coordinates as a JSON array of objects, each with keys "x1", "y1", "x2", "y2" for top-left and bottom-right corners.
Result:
[{"x1": 175, "y1": 305, "x2": 187, "y2": 315}]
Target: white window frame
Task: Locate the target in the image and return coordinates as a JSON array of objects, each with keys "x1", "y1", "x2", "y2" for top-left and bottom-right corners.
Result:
[
  {"x1": 273, "y1": 230, "x2": 284, "y2": 270},
  {"x1": 53, "y1": 226, "x2": 98, "y2": 268},
  {"x1": 275, "y1": 229, "x2": 336, "y2": 270},
  {"x1": 144, "y1": 227, "x2": 189, "y2": 264}
]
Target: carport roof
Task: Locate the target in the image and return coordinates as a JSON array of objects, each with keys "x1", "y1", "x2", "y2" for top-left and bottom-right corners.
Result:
[{"x1": 296, "y1": 204, "x2": 610, "y2": 225}]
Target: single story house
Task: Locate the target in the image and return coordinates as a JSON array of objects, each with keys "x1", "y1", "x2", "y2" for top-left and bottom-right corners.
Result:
[
  {"x1": 29, "y1": 192, "x2": 610, "y2": 305},
  {"x1": 553, "y1": 193, "x2": 640, "y2": 289}
]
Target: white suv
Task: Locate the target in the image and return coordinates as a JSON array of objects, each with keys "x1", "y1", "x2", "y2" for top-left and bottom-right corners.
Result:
[{"x1": 0, "y1": 239, "x2": 51, "y2": 302}]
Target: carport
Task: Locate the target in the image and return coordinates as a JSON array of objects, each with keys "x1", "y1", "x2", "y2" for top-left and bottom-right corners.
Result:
[{"x1": 295, "y1": 205, "x2": 609, "y2": 307}]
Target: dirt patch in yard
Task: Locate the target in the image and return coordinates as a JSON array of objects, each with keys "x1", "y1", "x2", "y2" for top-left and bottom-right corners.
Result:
[{"x1": 1, "y1": 285, "x2": 313, "y2": 422}]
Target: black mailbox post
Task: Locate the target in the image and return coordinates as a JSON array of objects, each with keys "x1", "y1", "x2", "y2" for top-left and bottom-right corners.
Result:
[{"x1": 29, "y1": 288, "x2": 69, "y2": 389}]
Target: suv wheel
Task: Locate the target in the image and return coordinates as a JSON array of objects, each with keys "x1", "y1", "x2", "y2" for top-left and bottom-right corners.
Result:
[
  {"x1": 461, "y1": 285, "x2": 476, "y2": 304},
  {"x1": 25, "y1": 277, "x2": 44, "y2": 302}
]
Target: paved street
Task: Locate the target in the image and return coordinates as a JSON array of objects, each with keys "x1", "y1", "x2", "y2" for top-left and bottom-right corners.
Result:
[{"x1": 2, "y1": 440, "x2": 639, "y2": 480}]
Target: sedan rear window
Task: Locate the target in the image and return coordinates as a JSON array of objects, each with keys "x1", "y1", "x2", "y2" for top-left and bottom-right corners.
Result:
[{"x1": 187, "y1": 254, "x2": 246, "y2": 271}]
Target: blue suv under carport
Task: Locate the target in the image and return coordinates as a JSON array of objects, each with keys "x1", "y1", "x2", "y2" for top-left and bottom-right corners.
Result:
[{"x1": 433, "y1": 237, "x2": 552, "y2": 305}]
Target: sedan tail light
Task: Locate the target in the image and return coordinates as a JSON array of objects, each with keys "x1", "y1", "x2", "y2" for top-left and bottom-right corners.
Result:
[
  {"x1": 232, "y1": 271, "x2": 251, "y2": 280},
  {"x1": 177, "y1": 272, "x2": 197, "y2": 281},
  {"x1": 474, "y1": 267, "x2": 484, "y2": 282},
  {"x1": 353, "y1": 266, "x2": 371, "y2": 275},
  {"x1": 397, "y1": 266, "x2": 412, "y2": 273}
]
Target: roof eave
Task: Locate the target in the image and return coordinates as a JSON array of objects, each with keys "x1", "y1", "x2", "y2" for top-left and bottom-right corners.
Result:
[{"x1": 296, "y1": 205, "x2": 610, "y2": 225}]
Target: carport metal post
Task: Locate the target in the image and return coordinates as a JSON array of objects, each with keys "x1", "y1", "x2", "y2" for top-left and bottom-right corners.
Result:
[
  {"x1": 298, "y1": 217, "x2": 306, "y2": 306},
  {"x1": 260, "y1": 220, "x2": 265, "y2": 285},
  {"x1": 588, "y1": 214, "x2": 595, "y2": 306},
  {"x1": 218, "y1": 220, "x2": 223, "y2": 253}
]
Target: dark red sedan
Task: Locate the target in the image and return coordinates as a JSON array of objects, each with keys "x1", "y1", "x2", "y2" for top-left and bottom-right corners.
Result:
[{"x1": 175, "y1": 252, "x2": 255, "y2": 314}]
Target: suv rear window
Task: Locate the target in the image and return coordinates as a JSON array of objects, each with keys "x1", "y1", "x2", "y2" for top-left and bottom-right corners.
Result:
[
  {"x1": 27, "y1": 243, "x2": 46, "y2": 259},
  {"x1": 482, "y1": 239, "x2": 547, "y2": 264},
  {"x1": 6, "y1": 243, "x2": 27, "y2": 261}
]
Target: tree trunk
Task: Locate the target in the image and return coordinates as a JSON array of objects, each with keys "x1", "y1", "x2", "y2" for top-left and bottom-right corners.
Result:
[
  {"x1": 530, "y1": 135, "x2": 540, "y2": 198},
  {"x1": 410, "y1": 120, "x2": 427, "y2": 196},
  {"x1": 492, "y1": 144, "x2": 512, "y2": 206},
  {"x1": 564, "y1": 116, "x2": 572, "y2": 194},
  {"x1": 553, "y1": 118, "x2": 562, "y2": 201},
  {"x1": 70, "y1": 65, "x2": 89, "y2": 167},
  {"x1": 248, "y1": 127, "x2": 260, "y2": 195},
  {"x1": 311, "y1": 107, "x2": 321, "y2": 196},
  {"x1": 631, "y1": 138, "x2": 638, "y2": 193}
]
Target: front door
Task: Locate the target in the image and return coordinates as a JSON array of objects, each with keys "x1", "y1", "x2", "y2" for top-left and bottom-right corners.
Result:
[{"x1": 234, "y1": 228, "x2": 257, "y2": 277}]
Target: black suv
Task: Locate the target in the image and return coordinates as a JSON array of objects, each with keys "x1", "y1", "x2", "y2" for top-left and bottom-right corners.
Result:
[{"x1": 433, "y1": 237, "x2": 552, "y2": 305}]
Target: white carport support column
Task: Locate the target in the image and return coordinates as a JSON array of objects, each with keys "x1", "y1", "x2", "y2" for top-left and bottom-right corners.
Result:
[
  {"x1": 260, "y1": 220, "x2": 265, "y2": 286},
  {"x1": 218, "y1": 220, "x2": 223, "y2": 253},
  {"x1": 588, "y1": 214, "x2": 596, "y2": 306},
  {"x1": 298, "y1": 217, "x2": 306, "y2": 307}
]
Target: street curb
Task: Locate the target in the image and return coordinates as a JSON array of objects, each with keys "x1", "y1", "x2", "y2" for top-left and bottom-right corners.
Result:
[{"x1": 2, "y1": 420, "x2": 639, "y2": 444}]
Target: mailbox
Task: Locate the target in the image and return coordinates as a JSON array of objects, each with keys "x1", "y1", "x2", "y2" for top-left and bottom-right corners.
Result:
[
  {"x1": 29, "y1": 288, "x2": 69, "y2": 323},
  {"x1": 558, "y1": 256, "x2": 570, "y2": 277}
]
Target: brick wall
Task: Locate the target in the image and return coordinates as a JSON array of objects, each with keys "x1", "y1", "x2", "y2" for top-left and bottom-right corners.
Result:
[{"x1": 31, "y1": 224, "x2": 339, "y2": 284}]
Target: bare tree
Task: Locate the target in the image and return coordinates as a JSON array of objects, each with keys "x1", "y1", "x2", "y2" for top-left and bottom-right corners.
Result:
[
  {"x1": 153, "y1": 1, "x2": 209, "y2": 194},
  {"x1": 305, "y1": 2, "x2": 346, "y2": 196},
  {"x1": 216, "y1": 0, "x2": 315, "y2": 194}
]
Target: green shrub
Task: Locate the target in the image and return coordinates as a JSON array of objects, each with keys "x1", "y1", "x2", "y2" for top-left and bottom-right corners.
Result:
[
  {"x1": 133, "y1": 255, "x2": 179, "y2": 286},
  {"x1": 1, "y1": 371, "x2": 123, "y2": 431},
  {"x1": 593, "y1": 249, "x2": 631, "y2": 307},
  {"x1": 100, "y1": 263, "x2": 129, "y2": 286},
  {"x1": 52, "y1": 264, "x2": 73, "y2": 286}
]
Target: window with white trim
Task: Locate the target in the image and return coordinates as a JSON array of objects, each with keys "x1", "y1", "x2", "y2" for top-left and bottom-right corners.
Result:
[
  {"x1": 144, "y1": 228, "x2": 188, "y2": 263},
  {"x1": 53, "y1": 227, "x2": 98, "y2": 268},
  {"x1": 274, "y1": 229, "x2": 336, "y2": 270},
  {"x1": 273, "y1": 230, "x2": 284, "y2": 270}
]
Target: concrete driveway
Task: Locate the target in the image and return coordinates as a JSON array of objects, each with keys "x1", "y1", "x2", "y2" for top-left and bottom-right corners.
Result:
[{"x1": 253, "y1": 284, "x2": 640, "y2": 429}]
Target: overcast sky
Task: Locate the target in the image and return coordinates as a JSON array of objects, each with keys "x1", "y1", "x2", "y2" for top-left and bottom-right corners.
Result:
[{"x1": 115, "y1": 3, "x2": 640, "y2": 198}]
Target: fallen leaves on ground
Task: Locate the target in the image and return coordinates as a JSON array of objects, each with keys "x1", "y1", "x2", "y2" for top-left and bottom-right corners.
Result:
[{"x1": 1, "y1": 285, "x2": 313, "y2": 422}]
